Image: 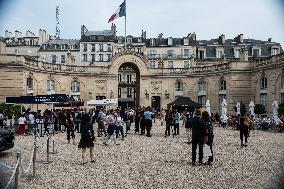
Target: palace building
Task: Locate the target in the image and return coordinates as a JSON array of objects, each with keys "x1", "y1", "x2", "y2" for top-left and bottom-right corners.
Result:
[{"x1": 0, "y1": 24, "x2": 283, "y2": 114}]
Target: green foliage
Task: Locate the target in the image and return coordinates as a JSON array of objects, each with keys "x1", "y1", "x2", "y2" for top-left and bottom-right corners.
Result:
[
  {"x1": 0, "y1": 103, "x2": 25, "y2": 118},
  {"x1": 278, "y1": 103, "x2": 284, "y2": 116},
  {"x1": 254, "y1": 104, "x2": 266, "y2": 116}
]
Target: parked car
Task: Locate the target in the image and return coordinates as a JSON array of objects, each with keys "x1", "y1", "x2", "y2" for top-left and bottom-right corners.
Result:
[{"x1": 0, "y1": 128, "x2": 15, "y2": 152}]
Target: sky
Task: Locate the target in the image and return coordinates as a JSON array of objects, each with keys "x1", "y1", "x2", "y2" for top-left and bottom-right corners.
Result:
[{"x1": 0, "y1": 0, "x2": 283, "y2": 45}]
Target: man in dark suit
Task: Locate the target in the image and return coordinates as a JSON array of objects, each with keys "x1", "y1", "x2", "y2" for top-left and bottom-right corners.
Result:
[{"x1": 191, "y1": 109, "x2": 208, "y2": 165}]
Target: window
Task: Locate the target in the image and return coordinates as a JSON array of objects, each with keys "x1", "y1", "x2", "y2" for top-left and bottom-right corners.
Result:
[
  {"x1": 253, "y1": 49, "x2": 260, "y2": 57},
  {"x1": 27, "y1": 77, "x2": 33, "y2": 90},
  {"x1": 175, "y1": 81, "x2": 183, "y2": 92},
  {"x1": 217, "y1": 50, "x2": 223, "y2": 58},
  {"x1": 198, "y1": 95, "x2": 206, "y2": 107},
  {"x1": 168, "y1": 37, "x2": 173, "y2": 46},
  {"x1": 91, "y1": 54, "x2": 95, "y2": 62},
  {"x1": 107, "y1": 44, "x2": 112, "y2": 51},
  {"x1": 184, "y1": 38, "x2": 189, "y2": 45},
  {"x1": 91, "y1": 44, "x2": 95, "y2": 52},
  {"x1": 168, "y1": 61, "x2": 173, "y2": 68},
  {"x1": 118, "y1": 88, "x2": 121, "y2": 98},
  {"x1": 167, "y1": 50, "x2": 175, "y2": 58},
  {"x1": 184, "y1": 49, "x2": 190, "y2": 57},
  {"x1": 137, "y1": 48, "x2": 142, "y2": 53},
  {"x1": 150, "y1": 38, "x2": 155, "y2": 46},
  {"x1": 83, "y1": 54, "x2": 87, "y2": 62},
  {"x1": 52, "y1": 55, "x2": 57, "y2": 64},
  {"x1": 83, "y1": 44, "x2": 87, "y2": 52},
  {"x1": 100, "y1": 44, "x2": 103, "y2": 52},
  {"x1": 71, "y1": 81, "x2": 80, "y2": 92},
  {"x1": 117, "y1": 48, "x2": 121, "y2": 53},
  {"x1": 107, "y1": 54, "x2": 112, "y2": 61},
  {"x1": 260, "y1": 77, "x2": 267, "y2": 90},
  {"x1": 184, "y1": 61, "x2": 191, "y2": 68},
  {"x1": 149, "y1": 60, "x2": 155, "y2": 68},
  {"x1": 220, "y1": 80, "x2": 226, "y2": 91},
  {"x1": 118, "y1": 74, "x2": 122, "y2": 82},
  {"x1": 149, "y1": 50, "x2": 157, "y2": 58},
  {"x1": 260, "y1": 93, "x2": 267, "y2": 106},
  {"x1": 234, "y1": 49, "x2": 240, "y2": 58},
  {"x1": 61, "y1": 55, "x2": 65, "y2": 63},
  {"x1": 198, "y1": 81, "x2": 206, "y2": 92},
  {"x1": 271, "y1": 48, "x2": 280, "y2": 55},
  {"x1": 127, "y1": 88, "x2": 132, "y2": 98},
  {"x1": 99, "y1": 54, "x2": 103, "y2": 61},
  {"x1": 198, "y1": 50, "x2": 205, "y2": 59},
  {"x1": 127, "y1": 38, "x2": 132, "y2": 44},
  {"x1": 127, "y1": 74, "x2": 132, "y2": 84},
  {"x1": 47, "y1": 80, "x2": 55, "y2": 91}
]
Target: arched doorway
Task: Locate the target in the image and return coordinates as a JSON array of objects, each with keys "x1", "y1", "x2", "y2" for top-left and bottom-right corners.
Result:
[{"x1": 118, "y1": 62, "x2": 140, "y2": 109}]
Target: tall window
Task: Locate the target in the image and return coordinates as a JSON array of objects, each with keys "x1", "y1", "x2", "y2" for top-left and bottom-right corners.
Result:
[
  {"x1": 220, "y1": 80, "x2": 226, "y2": 91},
  {"x1": 27, "y1": 77, "x2": 33, "y2": 90},
  {"x1": 83, "y1": 44, "x2": 87, "y2": 52},
  {"x1": 198, "y1": 50, "x2": 205, "y2": 59},
  {"x1": 107, "y1": 54, "x2": 112, "y2": 61},
  {"x1": 168, "y1": 61, "x2": 173, "y2": 68},
  {"x1": 83, "y1": 54, "x2": 87, "y2": 62},
  {"x1": 184, "y1": 61, "x2": 191, "y2": 68},
  {"x1": 99, "y1": 54, "x2": 103, "y2": 61},
  {"x1": 217, "y1": 50, "x2": 223, "y2": 58},
  {"x1": 118, "y1": 88, "x2": 121, "y2": 98},
  {"x1": 99, "y1": 44, "x2": 103, "y2": 52},
  {"x1": 198, "y1": 96, "x2": 206, "y2": 107},
  {"x1": 167, "y1": 50, "x2": 175, "y2": 58},
  {"x1": 91, "y1": 54, "x2": 95, "y2": 62},
  {"x1": 149, "y1": 60, "x2": 155, "y2": 68},
  {"x1": 127, "y1": 75, "x2": 132, "y2": 84},
  {"x1": 127, "y1": 88, "x2": 132, "y2": 98},
  {"x1": 52, "y1": 55, "x2": 57, "y2": 64},
  {"x1": 47, "y1": 80, "x2": 55, "y2": 91},
  {"x1": 199, "y1": 81, "x2": 206, "y2": 92},
  {"x1": 260, "y1": 93, "x2": 267, "y2": 106},
  {"x1": 234, "y1": 49, "x2": 240, "y2": 58},
  {"x1": 71, "y1": 81, "x2": 80, "y2": 92},
  {"x1": 184, "y1": 49, "x2": 190, "y2": 57},
  {"x1": 107, "y1": 44, "x2": 112, "y2": 51},
  {"x1": 150, "y1": 38, "x2": 155, "y2": 46},
  {"x1": 260, "y1": 77, "x2": 267, "y2": 90},
  {"x1": 91, "y1": 44, "x2": 95, "y2": 52},
  {"x1": 61, "y1": 55, "x2": 65, "y2": 63},
  {"x1": 271, "y1": 48, "x2": 280, "y2": 55},
  {"x1": 118, "y1": 74, "x2": 122, "y2": 82},
  {"x1": 253, "y1": 49, "x2": 260, "y2": 57},
  {"x1": 175, "y1": 81, "x2": 183, "y2": 92}
]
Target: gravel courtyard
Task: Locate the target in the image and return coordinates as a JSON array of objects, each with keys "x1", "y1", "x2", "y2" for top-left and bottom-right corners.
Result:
[{"x1": 1, "y1": 122, "x2": 284, "y2": 189}]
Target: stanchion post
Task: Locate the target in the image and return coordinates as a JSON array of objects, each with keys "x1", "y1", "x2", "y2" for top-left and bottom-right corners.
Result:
[
  {"x1": 32, "y1": 140, "x2": 36, "y2": 177},
  {"x1": 43, "y1": 136, "x2": 50, "y2": 164},
  {"x1": 40, "y1": 122, "x2": 43, "y2": 137},
  {"x1": 14, "y1": 151, "x2": 21, "y2": 189}
]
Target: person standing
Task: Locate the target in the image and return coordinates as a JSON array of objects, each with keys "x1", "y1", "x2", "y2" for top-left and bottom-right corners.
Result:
[
  {"x1": 144, "y1": 107, "x2": 153, "y2": 137},
  {"x1": 18, "y1": 114, "x2": 27, "y2": 135},
  {"x1": 191, "y1": 109, "x2": 207, "y2": 165},
  {"x1": 160, "y1": 109, "x2": 166, "y2": 126},
  {"x1": 184, "y1": 111, "x2": 192, "y2": 144},
  {"x1": 78, "y1": 113, "x2": 95, "y2": 164},
  {"x1": 134, "y1": 109, "x2": 140, "y2": 134},
  {"x1": 66, "y1": 113, "x2": 75, "y2": 144},
  {"x1": 202, "y1": 111, "x2": 214, "y2": 165},
  {"x1": 173, "y1": 109, "x2": 180, "y2": 135},
  {"x1": 165, "y1": 110, "x2": 172, "y2": 137},
  {"x1": 104, "y1": 110, "x2": 119, "y2": 145},
  {"x1": 239, "y1": 112, "x2": 249, "y2": 147}
]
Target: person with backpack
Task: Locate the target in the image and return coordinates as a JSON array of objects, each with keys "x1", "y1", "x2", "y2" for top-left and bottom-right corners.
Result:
[
  {"x1": 78, "y1": 113, "x2": 95, "y2": 165},
  {"x1": 184, "y1": 110, "x2": 192, "y2": 144}
]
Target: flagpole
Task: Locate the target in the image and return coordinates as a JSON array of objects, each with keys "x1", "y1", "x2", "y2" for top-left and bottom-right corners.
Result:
[{"x1": 124, "y1": 0, "x2": 127, "y2": 51}]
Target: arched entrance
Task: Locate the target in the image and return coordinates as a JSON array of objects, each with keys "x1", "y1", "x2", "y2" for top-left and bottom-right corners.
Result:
[{"x1": 118, "y1": 62, "x2": 140, "y2": 109}]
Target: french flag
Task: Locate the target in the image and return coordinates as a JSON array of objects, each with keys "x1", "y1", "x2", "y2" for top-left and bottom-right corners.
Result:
[{"x1": 108, "y1": 1, "x2": 126, "y2": 23}]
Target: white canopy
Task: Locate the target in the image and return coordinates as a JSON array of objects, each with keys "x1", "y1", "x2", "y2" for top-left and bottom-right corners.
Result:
[{"x1": 87, "y1": 98, "x2": 118, "y2": 106}]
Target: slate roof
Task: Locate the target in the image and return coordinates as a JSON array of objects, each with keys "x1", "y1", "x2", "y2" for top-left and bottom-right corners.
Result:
[{"x1": 40, "y1": 39, "x2": 80, "y2": 51}]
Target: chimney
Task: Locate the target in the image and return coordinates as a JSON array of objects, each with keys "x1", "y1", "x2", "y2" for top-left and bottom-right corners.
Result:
[
  {"x1": 240, "y1": 48, "x2": 248, "y2": 61},
  {"x1": 111, "y1": 24, "x2": 116, "y2": 39},
  {"x1": 219, "y1": 34, "x2": 225, "y2": 44},
  {"x1": 81, "y1": 25, "x2": 87, "y2": 36},
  {"x1": 268, "y1": 37, "x2": 272, "y2": 42},
  {"x1": 190, "y1": 32, "x2": 196, "y2": 41},
  {"x1": 158, "y1": 33, "x2": 163, "y2": 39},
  {"x1": 239, "y1": 34, "x2": 243, "y2": 43},
  {"x1": 142, "y1": 30, "x2": 146, "y2": 39},
  {"x1": 5, "y1": 30, "x2": 9, "y2": 38}
]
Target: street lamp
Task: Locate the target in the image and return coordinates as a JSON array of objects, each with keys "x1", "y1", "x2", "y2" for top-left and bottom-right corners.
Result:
[{"x1": 165, "y1": 90, "x2": 170, "y2": 99}]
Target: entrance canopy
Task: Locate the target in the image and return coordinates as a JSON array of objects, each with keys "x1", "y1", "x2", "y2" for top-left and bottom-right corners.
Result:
[
  {"x1": 169, "y1": 96, "x2": 200, "y2": 108},
  {"x1": 87, "y1": 98, "x2": 118, "y2": 106},
  {"x1": 6, "y1": 94, "x2": 70, "y2": 104}
]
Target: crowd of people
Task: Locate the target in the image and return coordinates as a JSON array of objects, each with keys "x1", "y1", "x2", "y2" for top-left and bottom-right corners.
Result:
[{"x1": 1, "y1": 106, "x2": 283, "y2": 166}]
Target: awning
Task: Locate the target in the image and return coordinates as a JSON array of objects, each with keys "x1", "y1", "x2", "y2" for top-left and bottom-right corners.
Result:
[{"x1": 169, "y1": 96, "x2": 200, "y2": 108}]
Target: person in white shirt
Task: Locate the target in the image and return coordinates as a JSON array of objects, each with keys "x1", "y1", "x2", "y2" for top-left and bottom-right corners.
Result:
[
  {"x1": 103, "y1": 110, "x2": 119, "y2": 145},
  {"x1": 18, "y1": 114, "x2": 27, "y2": 135},
  {"x1": 115, "y1": 112, "x2": 125, "y2": 140}
]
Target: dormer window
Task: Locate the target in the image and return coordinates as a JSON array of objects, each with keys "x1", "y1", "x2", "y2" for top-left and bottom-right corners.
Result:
[
  {"x1": 271, "y1": 47, "x2": 280, "y2": 55},
  {"x1": 150, "y1": 38, "x2": 155, "y2": 46},
  {"x1": 168, "y1": 37, "x2": 173, "y2": 46},
  {"x1": 234, "y1": 48, "x2": 240, "y2": 58},
  {"x1": 61, "y1": 44, "x2": 65, "y2": 50},
  {"x1": 197, "y1": 49, "x2": 205, "y2": 59},
  {"x1": 252, "y1": 46, "x2": 261, "y2": 57},
  {"x1": 216, "y1": 47, "x2": 224, "y2": 58},
  {"x1": 184, "y1": 38, "x2": 189, "y2": 45},
  {"x1": 137, "y1": 37, "x2": 142, "y2": 43},
  {"x1": 127, "y1": 38, "x2": 132, "y2": 45}
]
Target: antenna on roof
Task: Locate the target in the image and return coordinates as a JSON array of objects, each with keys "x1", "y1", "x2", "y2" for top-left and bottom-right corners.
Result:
[{"x1": 55, "y1": 5, "x2": 60, "y2": 39}]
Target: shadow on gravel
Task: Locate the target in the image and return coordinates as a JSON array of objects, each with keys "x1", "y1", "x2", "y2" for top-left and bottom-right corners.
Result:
[{"x1": 265, "y1": 157, "x2": 284, "y2": 189}]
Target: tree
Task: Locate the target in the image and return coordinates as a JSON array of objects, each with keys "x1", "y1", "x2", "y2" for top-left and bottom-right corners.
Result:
[
  {"x1": 278, "y1": 103, "x2": 284, "y2": 116},
  {"x1": 254, "y1": 104, "x2": 266, "y2": 117},
  {"x1": 0, "y1": 103, "x2": 24, "y2": 119}
]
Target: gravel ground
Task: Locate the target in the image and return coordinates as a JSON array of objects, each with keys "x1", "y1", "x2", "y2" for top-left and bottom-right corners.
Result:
[{"x1": 1, "y1": 121, "x2": 284, "y2": 189}]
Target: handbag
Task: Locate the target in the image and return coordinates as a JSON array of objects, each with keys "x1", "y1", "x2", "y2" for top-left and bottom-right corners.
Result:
[
  {"x1": 244, "y1": 119, "x2": 250, "y2": 128},
  {"x1": 203, "y1": 144, "x2": 212, "y2": 157}
]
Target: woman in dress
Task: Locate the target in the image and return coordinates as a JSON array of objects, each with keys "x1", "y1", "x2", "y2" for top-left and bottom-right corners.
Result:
[{"x1": 78, "y1": 113, "x2": 95, "y2": 164}]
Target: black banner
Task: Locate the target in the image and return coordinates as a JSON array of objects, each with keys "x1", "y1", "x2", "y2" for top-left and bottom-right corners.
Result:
[{"x1": 6, "y1": 94, "x2": 70, "y2": 104}]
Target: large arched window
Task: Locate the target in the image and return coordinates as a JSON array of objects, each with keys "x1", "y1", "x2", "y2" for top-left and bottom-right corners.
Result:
[
  {"x1": 71, "y1": 81, "x2": 80, "y2": 92},
  {"x1": 260, "y1": 77, "x2": 267, "y2": 90},
  {"x1": 219, "y1": 80, "x2": 226, "y2": 91},
  {"x1": 175, "y1": 81, "x2": 183, "y2": 92},
  {"x1": 198, "y1": 81, "x2": 206, "y2": 92},
  {"x1": 27, "y1": 77, "x2": 33, "y2": 90},
  {"x1": 47, "y1": 80, "x2": 55, "y2": 91}
]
